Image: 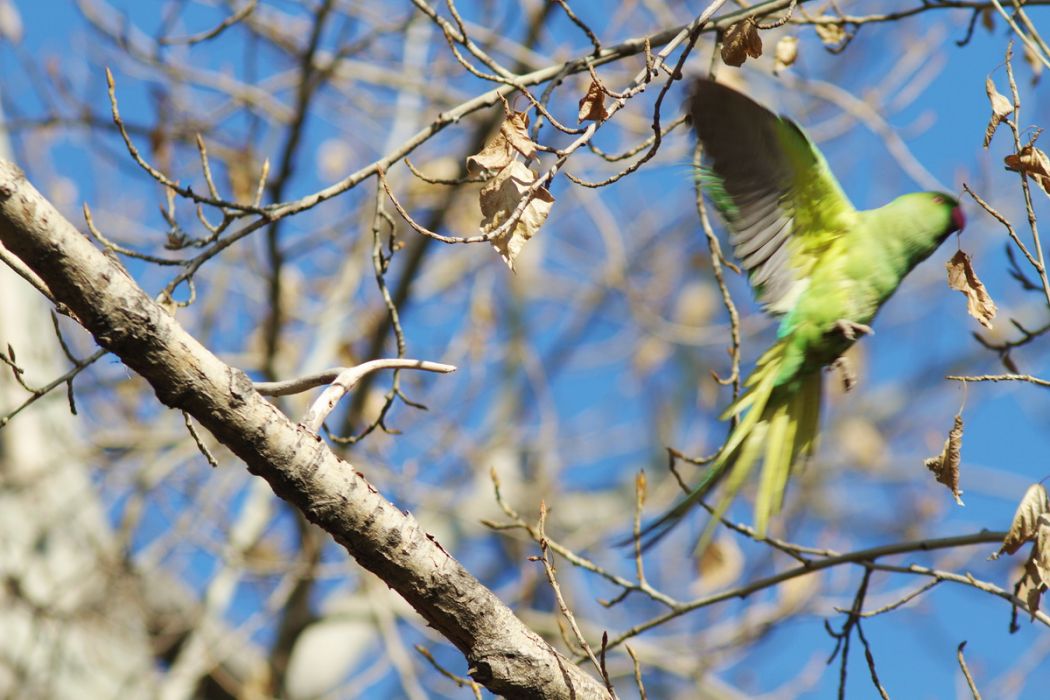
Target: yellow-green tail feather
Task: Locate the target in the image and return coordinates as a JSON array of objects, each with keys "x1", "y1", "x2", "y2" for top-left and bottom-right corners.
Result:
[{"x1": 635, "y1": 338, "x2": 823, "y2": 552}]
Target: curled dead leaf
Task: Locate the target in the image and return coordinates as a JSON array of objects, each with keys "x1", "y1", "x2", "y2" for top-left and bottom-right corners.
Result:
[
  {"x1": 578, "y1": 79, "x2": 609, "y2": 123},
  {"x1": 1035, "y1": 514, "x2": 1050, "y2": 587},
  {"x1": 1016, "y1": 556, "x2": 1045, "y2": 619},
  {"x1": 467, "y1": 131, "x2": 515, "y2": 175},
  {"x1": 466, "y1": 109, "x2": 538, "y2": 175},
  {"x1": 501, "y1": 110, "x2": 536, "y2": 160},
  {"x1": 923, "y1": 412, "x2": 964, "y2": 506},
  {"x1": 994, "y1": 489, "x2": 1050, "y2": 620},
  {"x1": 983, "y1": 76, "x2": 1014, "y2": 148},
  {"x1": 773, "y1": 35, "x2": 798, "y2": 74},
  {"x1": 721, "y1": 19, "x2": 762, "y2": 67},
  {"x1": 1004, "y1": 143, "x2": 1050, "y2": 196},
  {"x1": 479, "y1": 160, "x2": 554, "y2": 270},
  {"x1": 994, "y1": 483, "x2": 1049, "y2": 557},
  {"x1": 946, "y1": 250, "x2": 997, "y2": 329}
]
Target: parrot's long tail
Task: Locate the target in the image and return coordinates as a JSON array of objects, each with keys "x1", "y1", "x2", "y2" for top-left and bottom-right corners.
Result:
[{"x1": 635, "y1": 339, "x2": 823, "y2": 551}]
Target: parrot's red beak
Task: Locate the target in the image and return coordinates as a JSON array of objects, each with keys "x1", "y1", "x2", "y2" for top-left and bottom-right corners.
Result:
[{"x1": 950, "y1": 206, "x2": 966, "y2": 233}]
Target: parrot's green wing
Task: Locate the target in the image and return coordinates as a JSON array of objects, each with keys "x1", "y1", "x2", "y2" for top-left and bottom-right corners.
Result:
[{"x1": 691, "y1": 79, "x2": 859, "y2": 314}]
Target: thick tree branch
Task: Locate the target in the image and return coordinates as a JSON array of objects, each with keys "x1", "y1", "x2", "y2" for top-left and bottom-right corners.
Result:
[{"x1": 0, "y1": 160, "x2": 608, "y2": 700}]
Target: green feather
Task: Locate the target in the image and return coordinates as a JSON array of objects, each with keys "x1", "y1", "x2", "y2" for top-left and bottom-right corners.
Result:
[{"x1": 633, "y1": 79, "x2": 962, "y2": 553}]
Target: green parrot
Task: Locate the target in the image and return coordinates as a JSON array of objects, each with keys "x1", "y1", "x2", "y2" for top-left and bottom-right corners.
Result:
[{"x1": 638, "y1": 78, "x2": 965, "y2": 548}]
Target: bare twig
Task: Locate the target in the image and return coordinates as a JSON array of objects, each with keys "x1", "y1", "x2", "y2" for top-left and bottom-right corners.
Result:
[
  {"x1": 0, "y1": 347, "x2": 107, "y2": 429},
  {"x1": 105, "y1": 68, "x2": 265, "y2": 215},
  {"x1": 483, "y1": 468, "x2": 678, "y2": 608},
  {"x1": 0, "y1": 240, "x2": 55, "y2": 302},
  {"x1": 957, "y1": 641, "x2": 983, "y2": 700},
  {"x1": 183, "y1": 411, "x2": 219, "y2": 467},
  {"x1": 535, "y1": 502, "x2": 614, "y2": 695},
  {"x1": 624, "y1": 645, "x2": 647, "y2": 700},
  {"x1": 947, "y1": 373, "x2": 1050, "y2": 388},
  {"x1": 857, "y1": 579, "x2": 942, "y2": 617},
  {"x1": 415, "y1": 646, "x2": 484, "y2": 699},
  {"x1": 159, "y1": 0, "x2": 259, "y2": 46},
  {"x1": 601, "y1": 531, "x2": 1024, "y2": 652},
  {"x1": 694, "y1": 147, "x2": 741, "y2": 393},
  {"x1": 300, "y1": 359, "x2": 456, "y2": 432},
  {"x1": 1003, "y1": 42, "x2": 1050, "y2": 306}
]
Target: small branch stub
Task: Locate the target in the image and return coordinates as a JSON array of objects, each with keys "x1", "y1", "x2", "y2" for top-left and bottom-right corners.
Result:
[{"x1": 299, "y1": 359, "x2": 455, "y2": 432}]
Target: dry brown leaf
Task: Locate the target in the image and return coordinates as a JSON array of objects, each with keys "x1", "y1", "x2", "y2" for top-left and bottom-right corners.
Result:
[
  {"x1": 946, "y1": 249, "x2": 998, "y2": 329},
  {"x1": 923, "y1": 412, "x2": 964, "y2": 506},
  {"x1": 721, "y1": 19, "x2": 762, "y2": 67},
  {"x1": 983, "y1": 76, "x2": 1014, "y2": 148},
  {"x1": 1004, "y1": 144, "x2": 1050, "y2": 196},
  {"x1": 1019, "y1": 556, "x2": 1046, "y2": 619},
  {"x1": 814, "y1": 20, "x2": 846, "y2": 48},
  {"x1": 577, "y1": 79, "x2": 609, "y2": 123},
  {"x1": 501, "y1": 110, "x2": 536, "y2": 160},
  {"x1": 1034, "y1": 514, "x2": 1050, "y2": 587},
  {"x1": 996, "y1": 496, "x2": 1050, "y2": 619},
  {"x1": 466, "y1": 109, "x2": 538, "y2": 175},
  {"x1": 480, "y1": 160, "x2": 554, "y2": 270},
  {"x1": 466, "y1": 131, "x2": 515, "y2": 175},
  {"x1": 773, "y1": 35, "x2": 798, "y2": 74},
  {"x1": 995, "y1": 483, "x2": 1049, "y2": 557}
]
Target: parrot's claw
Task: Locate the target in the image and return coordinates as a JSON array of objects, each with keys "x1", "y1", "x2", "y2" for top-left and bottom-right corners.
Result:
[{"x1": 833, "y1": 320, "x2": 874, "y2": 341}]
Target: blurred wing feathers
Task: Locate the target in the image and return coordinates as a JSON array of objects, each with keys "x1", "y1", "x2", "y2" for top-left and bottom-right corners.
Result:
[{"x1": 691, "y1": 79, "x2": 857, "y2": 313}]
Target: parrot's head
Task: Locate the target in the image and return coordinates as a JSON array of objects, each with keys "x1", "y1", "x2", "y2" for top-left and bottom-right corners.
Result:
[
  {"x1": 932, "y1": 192, "x2": 967, "y2": 236},
  {"x1": 925, "y1": 192, "x2": 965, "y2": 236},
  {"x1": 892, "y1": 191, "x2": 965, "y2": 247},
  {"x1": 874, "y1": 192, "x2": 964, "y2": 270}
]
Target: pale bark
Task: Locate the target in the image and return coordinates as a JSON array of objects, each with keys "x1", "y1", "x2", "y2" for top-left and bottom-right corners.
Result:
[{"x1": 0, "y1": 160, "x2": 609, "y2": 699}]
